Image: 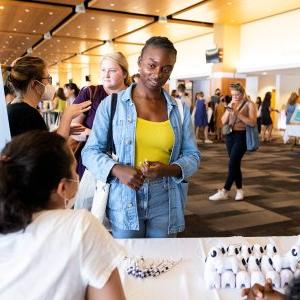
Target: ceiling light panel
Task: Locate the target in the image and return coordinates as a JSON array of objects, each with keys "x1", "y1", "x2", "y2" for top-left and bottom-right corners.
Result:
[
  {"x1": 0, "y1": 0, "x2": 72, "y2": 34},
  {"x1": 53, "y1": 9, "x2": 154, "y2": 40}
]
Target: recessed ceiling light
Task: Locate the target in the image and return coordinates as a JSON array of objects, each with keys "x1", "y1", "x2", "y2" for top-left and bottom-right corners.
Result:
[
  {"x1": 2, "y1": 46, "x2": 5, "y2": 48},
  {"x1": 26, "y1": 37, "x2": 30, "y2": 40},
  {"x1": 72, "y1": 41, "x2": 76, "y2": 44},
  {"x1": 5, "y1": 41, "x2": 8, "y2": 44},
  {"x1": 66, "y1": 33, "x2": 70, "y2": 36},
  {"x1": 17, "y1": 46, "x2": 21, "y2": 49},
  {"x1": 25, "y1": 9, "x2": 30, "y2": 12},
  {"x1": 0, "y1": 6, "x2": 4, "y2": 10},
  {"x1": 14, "y1": 28, "x2": 17, "y2": 31},
  {"x1": 155, "y1": 9, "x2": 160, "y2": 13},
  {"x1": 9, "y1": 36, "x2": 12, "y2": 39},
  {"x1": 49, "y1": 12, "x2": 53, "y2": 15},
  {"x1": 21, "y1": 42, "x2": 25, "y2": 45},
  {"x1": 77, "y1": 25, "x2": 81, "y2": 29},
  {"x1": 44, "y1": 49, "x2": 47, "y2": 51},
  {"x1": 40, "y1": 22, "x2": 44, "y2": 25},
  {"x1": 114, "y1": 29, "x2": 118, "y2": 32},
  {"x1": 111, "y1": 18, "x2": 115, "y2": 22},
  {"x1": 57, "y1": 39, "x2": 60, "y2": 42},
  {"x1": 96, "y1": 27, "x2": 100, "y2": 31},
  {"x1": 262, "y1": 72, "x2": 267, "y2": 75},
  {"x1": 32, "y1": 30, "x2": 36, "y2": 33},
  {"x1": 64, "y1": 46, "x2": 67, "y2": 48},
  {"x1": 90, "y1": 16, "x2": 95, "y2": 20},
  {"x1": 110, "y1": 3, "x2": 115, "y2": 7},
  {"x1": 227, "y1": 2, "x2": 232, "y2": 5},
  {"x1": 18, "y1": 20, "x2": 22, "y2": 23}
]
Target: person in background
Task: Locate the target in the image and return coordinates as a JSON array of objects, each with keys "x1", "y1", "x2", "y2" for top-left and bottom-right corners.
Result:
[
  {"x1": 194, "y1": 91, "x2": 212, "y2": 143},
  {"x1": 177, "y1": 83, "x2": 191, "y2": 109},
  {"x1": 207, "y1": 102, "x2": 214, "y2": 134},
  {"x1": 6, "y1": 56, "x2": 90, "y2": 138},
  {"x1": 131, "y1": 73, "x2": 140, "y2": 84},
  {"x1": 82, "y1": 36, "x2": 200, "y2": 239},
  {"x1": 72, "y1": 52, "x2": 130, "y2": 178},
  {"x1": 53, "y1": 87, "x2": 67, "y2": 113},
  {"x1": 0, "y1": 131, "x2": 126, "y2": 300},
  {"x1": 256, "y1": 96, "x2": 262, "y2": 134},
  {"x1": 286, "y1": 92, "x2": 298, "y2": 124},
  {"x1": 64, "y1": 83, "x2": 80, "y2": 105},
  {"x1": 4, "y1": 84, "x2": 15, "y2": 104},
  {"x1": 215, "y1": 96, "x2": 226, "y2": 141},
  {"x1": 261, "y1": 91, "x2": 279, "y2": 142},
  {"x1": 209, "y1": 83, "x2": 257, "y2": 201},
  {"x1": 171, "y1": 89, "x2": 178, "y2": 99}
]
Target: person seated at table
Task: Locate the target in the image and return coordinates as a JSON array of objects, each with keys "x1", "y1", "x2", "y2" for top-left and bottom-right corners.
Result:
[
  {"x1": 82, "y1": 36, "x2": 200, "y2": 238},
  {"x1": 0, "y1": 131, "x2": 126, "y2": 300},
  {"x1": 242, "y1": 277, "x2": 300, "y2": 300},
  {"x1": 6, "y1": 56, "x2": 90, "y2": 138}
]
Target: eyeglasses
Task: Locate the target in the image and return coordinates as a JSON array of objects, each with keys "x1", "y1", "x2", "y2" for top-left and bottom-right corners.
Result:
[
  {"x1": 41, "y1": 75, "x2": 52, "y2": 84},
  {"x1": 66, "y1": 178, "x2": 79, "y2": 184}
]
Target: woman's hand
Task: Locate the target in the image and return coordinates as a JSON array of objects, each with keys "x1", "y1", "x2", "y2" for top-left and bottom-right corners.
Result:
[
  {"x1": 242, "y1": 279, "x2": 285, "y2": 300},
  {"x1": 63, "y1": 100, "x2": 92, "y2": 120},
  {"x1": 140, "y1": 161, "x2": 182, "y2": 179},
  {"x1": 69, "y1": 123, "x2": 86, "y2": 135},
  {"x1": 140, "y1": 161, "x2": 166, "y2": 179},
  {"x1": 111, "y1": 165, "x2": 144, "y2": 190}
]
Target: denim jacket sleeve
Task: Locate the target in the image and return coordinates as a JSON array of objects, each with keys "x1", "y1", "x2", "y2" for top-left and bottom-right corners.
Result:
[
  {"x1": 81, "y1": 95, "x2": 117, "y2": 182},
  {"x1": 171, "y1": 103, "x2": 200, "y2": 183}
]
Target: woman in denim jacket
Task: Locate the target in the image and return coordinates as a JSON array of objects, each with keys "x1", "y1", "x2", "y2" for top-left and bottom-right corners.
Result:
[{"x1": 82, "y1": 37, "x2": 200, "y2": 238}]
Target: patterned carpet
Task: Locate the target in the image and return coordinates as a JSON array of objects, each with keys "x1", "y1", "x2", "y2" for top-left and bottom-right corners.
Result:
[{"x1": 179, "y1": 138, "x2": 300, "y2": 237}]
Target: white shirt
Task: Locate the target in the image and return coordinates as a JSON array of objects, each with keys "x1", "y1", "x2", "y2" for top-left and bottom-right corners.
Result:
[{"x1": 0, "y1": 209, "x2": 125, "y2": 300}]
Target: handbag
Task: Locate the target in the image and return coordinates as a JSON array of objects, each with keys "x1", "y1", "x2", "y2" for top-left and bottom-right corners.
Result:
[
  {"x1": 246, "y1": 125, "x2": 260, "y2": 151},
  {"x1": 90, "y1": 93, "x2": 118, "y2": 222}
]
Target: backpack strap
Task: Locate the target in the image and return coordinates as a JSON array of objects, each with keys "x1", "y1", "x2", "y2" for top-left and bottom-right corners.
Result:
[{"x1": 106, "y1": 93, "x2": 117, "y2": 155}]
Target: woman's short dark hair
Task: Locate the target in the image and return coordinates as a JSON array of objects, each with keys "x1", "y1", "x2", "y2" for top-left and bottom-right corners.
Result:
[
  {"x1": 141, "y1": 36, "x2": 177, "y2": 58},
  {"x1": 6, "y1": 56, "x2": 46, "y2": 95},
  {"x1": 0, "y1": 131, "x2": 73, "y2": 234},
  {"x1": 263, "y1": 91, "x2": 272, "y2": 106},
  {"x1": 64, "y1": 83, "x2": 80, "y2": 97}
]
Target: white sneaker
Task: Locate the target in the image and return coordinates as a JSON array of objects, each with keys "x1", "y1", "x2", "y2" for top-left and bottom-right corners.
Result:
[
  {"x1": 235, "y1": 189, "x2": 244, "y2": 201},
  {"x1": 209, "y1": 189, "x2": 229, "y2": 201},
  {"x1": 204, "y1": 139, "x2": 213, "y2": 144}
]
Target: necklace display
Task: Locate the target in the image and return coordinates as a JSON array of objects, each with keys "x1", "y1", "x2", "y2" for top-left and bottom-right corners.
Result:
[{"x1": 124, "y1": 256, "x2": 182, "y2": 279}]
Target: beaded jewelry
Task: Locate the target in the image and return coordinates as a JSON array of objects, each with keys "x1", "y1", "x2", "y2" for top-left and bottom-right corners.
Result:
[{"x1": 124, "y1": 256, "x2": 182, "y2": 279}]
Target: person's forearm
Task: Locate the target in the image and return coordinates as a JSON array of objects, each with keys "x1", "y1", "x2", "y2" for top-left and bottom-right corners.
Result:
[
  {"x1": 163, "y1": 164, "x2": 182, "y2": 178},
  {"x1": 57, "y1": 114, "x2": 72, "y2": 138}
]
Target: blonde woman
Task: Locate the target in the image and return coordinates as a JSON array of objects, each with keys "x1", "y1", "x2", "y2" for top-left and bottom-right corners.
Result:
[
  {"x1": 209, "y1": 83, "x2": 257, "y2": 201},
  {"x1": 72, "y1": 52, "x2": 130, "y2": 178}
]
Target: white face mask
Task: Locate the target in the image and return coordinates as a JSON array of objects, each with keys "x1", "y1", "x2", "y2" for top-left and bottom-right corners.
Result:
[
  {"x1": 64, "y1": 196, "x2": 76, "y2": 209},
  {"x1": 64, "y1": 178, "x2": 79, "y2": 209},
  {"x1": 35, "y1": 80, "x2": 56, "y2": 101}
]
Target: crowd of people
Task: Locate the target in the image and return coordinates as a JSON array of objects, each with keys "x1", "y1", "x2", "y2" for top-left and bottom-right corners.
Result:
[{"x1": 1, "y1": 35, "x2": 299, "y2": 299}]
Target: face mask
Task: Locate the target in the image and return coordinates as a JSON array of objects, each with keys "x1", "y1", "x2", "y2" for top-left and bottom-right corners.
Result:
[
  {"x1": 36, "y1": 80, "x2": 56, "y2": 101},
  {"x1": 64, "y1": 195, "x2": 76, "y2": 209}
]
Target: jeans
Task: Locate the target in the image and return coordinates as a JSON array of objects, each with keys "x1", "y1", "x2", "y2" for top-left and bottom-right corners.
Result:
[
  {"x1": 224, "y1": 131, "x2": 247, "y2": 191},
  {"x1": 112, "y1": 178, "x2": 176, "y2": 238}
]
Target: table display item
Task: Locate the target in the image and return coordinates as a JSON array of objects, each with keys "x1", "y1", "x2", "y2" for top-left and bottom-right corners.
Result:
[
  {"x1": 123, "y1": 256, "x2": 182, "y2": 279},
  {"x1": 204, "y1": 243, "x2": 300, "y2": 290}
]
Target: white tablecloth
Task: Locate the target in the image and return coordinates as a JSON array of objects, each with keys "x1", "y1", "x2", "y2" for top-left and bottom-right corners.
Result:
[
  {"x1": 283, "y1": 125, "x2": 300, "y2": 143},
  {"x1": 117, "y1": 236, "x2": 300, "y2": 300}
]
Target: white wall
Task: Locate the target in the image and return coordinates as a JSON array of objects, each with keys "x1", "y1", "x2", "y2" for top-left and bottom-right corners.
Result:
[
  {"x1": 245, "y1": 76, "x2": 258, "y2": 101},
  {"x1": 239, "y1": 9, "x2": 300, "y2": 73},
  {"x1": 257, "y1": 75, "x2": 276, "y2": 99},
  {"x1": 126, "y1": 33, "x2": 214, "y2": 79},
  {"x1": 277, "y1": 75, "x2": 300, "y2": 109},
  {"x1": 193, "y1": 79, "x2": 211, "y2": 101}
]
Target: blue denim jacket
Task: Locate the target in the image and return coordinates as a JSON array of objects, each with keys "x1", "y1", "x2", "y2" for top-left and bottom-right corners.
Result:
[{"x1": 82, "y1": 84, "x2": 200, "y2": 234}]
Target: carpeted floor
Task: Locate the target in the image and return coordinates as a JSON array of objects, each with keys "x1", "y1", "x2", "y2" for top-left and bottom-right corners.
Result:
[{"x1": 179, "y1": 138, "x2": 300, "y2": 237}]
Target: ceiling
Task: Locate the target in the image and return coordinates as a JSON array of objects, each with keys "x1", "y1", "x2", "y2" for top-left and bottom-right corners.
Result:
[{"x1": 1, "y1": 0, "x2": 300, "y2": 71}]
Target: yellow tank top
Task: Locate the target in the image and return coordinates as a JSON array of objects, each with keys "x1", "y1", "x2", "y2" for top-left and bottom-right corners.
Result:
[{"x1": 135, "y1": 118, "x2": 174, "y2": 167}]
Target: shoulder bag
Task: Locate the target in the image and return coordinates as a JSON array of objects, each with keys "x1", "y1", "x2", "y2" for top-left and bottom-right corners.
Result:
[{"x1": 90, "y1": 93, "x2": 118, "y2": 222}]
